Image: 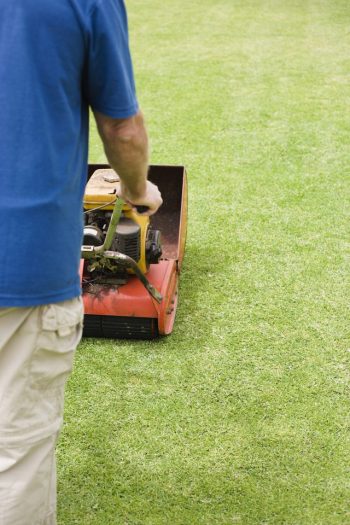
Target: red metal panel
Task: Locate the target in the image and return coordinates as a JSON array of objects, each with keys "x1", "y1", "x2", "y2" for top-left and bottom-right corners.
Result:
[{"x1": 82, "y1": 260, "x2": 171, "y2": 318}]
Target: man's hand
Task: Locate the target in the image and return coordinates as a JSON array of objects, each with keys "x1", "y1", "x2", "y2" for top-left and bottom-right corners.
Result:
[{"x1": 118, "y1": 180, "x2": 163, "y2": 216}]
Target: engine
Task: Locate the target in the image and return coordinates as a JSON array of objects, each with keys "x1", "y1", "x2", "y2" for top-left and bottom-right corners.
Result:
[{"x1": 83, "y1": 209, "x2": 162, "y2": 272}]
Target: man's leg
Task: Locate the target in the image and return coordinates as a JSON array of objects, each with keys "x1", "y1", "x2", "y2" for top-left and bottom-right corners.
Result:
[{"x1": 0, "y1": 297, "x2": 83, "y2": 525}]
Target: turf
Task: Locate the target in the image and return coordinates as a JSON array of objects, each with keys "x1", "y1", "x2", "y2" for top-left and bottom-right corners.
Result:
[{"x1": 58, "y1": 1, "x2": 350, "y2": 523}]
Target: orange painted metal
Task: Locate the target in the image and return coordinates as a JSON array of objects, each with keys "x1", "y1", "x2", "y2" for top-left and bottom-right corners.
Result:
[
  {"x1": 157, "y1": 259, "x2": 178, "y2": 334},
  {"x1": 176, "y1": 171, "x2": 188, "y2": 270}
]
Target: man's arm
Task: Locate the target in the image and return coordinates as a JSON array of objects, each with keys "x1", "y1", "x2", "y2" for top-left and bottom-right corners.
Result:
[{"x1": 94, "y1": 110, "x2": 162, "y2": 215}]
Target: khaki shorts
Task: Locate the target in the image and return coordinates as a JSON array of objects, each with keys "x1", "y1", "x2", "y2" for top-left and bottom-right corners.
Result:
[{"x1": 0, "y1": 297, "x2": 83, "y2": 525}]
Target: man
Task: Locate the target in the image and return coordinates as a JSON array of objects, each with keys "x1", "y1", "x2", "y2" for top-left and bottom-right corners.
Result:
[{"x1": 0, "y1": 0, "x2": 162, "y2": 523}]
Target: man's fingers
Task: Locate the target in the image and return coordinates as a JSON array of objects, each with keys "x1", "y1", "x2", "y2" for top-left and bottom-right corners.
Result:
[{"x1": 118, "y1": 181, "x2": 163, "y2": 216}]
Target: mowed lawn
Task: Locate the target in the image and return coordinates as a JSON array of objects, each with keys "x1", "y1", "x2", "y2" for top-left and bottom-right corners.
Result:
[{"x1": 58, "y1": 1, "x2": 350, "y2": 524}]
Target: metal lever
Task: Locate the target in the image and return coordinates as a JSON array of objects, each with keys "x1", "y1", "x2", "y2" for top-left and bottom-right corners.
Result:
[{"x1": 101, "y1": 198, "x2": 125, "y2": 252}]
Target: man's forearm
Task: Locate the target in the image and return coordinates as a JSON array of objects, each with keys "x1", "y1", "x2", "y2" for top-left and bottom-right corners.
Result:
[
  {"x1": 94, "y1": 110, "x2": 162, "y2": 215},
  {"x1": 95, "y1": 110, "x2": 148, "y2": 199}
]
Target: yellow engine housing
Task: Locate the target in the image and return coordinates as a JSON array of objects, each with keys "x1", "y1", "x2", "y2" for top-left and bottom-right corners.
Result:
[{"x1": 84, "y1": 169, "x2": 150, "y2": 274}]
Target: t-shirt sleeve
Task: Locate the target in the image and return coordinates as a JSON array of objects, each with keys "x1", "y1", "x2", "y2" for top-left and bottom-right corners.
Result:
[{"x1": 86, "y1": 0, "x2": 139, "y2": 118}]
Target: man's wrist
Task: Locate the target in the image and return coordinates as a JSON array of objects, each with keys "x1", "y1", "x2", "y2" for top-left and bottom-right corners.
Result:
[{"x1": 120, "y1": 178, "x2": 147, "y2": 202}]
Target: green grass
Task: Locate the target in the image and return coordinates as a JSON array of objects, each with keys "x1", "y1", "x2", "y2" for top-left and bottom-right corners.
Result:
[{"x1": 58, "y1": 1, "x2": 350, "y2": 523}]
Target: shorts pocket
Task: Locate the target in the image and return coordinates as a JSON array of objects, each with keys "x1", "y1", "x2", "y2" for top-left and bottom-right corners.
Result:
[{"x1": 30, "y1": 298, "x2": 83, "y2": 390}]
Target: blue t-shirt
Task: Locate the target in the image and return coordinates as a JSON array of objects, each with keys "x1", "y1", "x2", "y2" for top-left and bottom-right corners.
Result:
[{"x1": 0, "y1": 0, "x2": 138, "y2": 306}]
